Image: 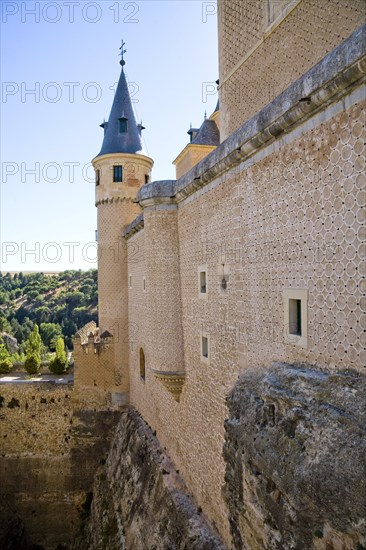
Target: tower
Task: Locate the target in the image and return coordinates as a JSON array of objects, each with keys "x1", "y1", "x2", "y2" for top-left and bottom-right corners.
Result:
[{"x1": 75, "y1": 44, "x2": 153, "y2": 407}]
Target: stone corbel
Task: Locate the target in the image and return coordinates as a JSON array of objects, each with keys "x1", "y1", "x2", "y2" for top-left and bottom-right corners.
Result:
[{"x1": 151, "y1": 369, "x2": 186, "y2": 402}]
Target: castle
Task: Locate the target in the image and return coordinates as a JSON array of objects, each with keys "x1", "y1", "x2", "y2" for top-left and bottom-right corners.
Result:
[{"x1": 73, "y1": 1, "x2": 366, "y2": 547}]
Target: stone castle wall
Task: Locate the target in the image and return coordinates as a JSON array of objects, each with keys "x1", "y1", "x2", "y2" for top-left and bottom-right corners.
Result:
[
  {"x1": 0, "y1": 383, "x2": 120, "y2": 549},
  {"x1": 218, "y1": 0, "x2": 365, "y2": 139},
  {"x1": 97, "y1": 198, "x2": 140, "y2": 400},
  {"x1": 73, "y1": 323, "x2": 118, "y2": 409},
  {"x1": 126, "y1": 85, "x2": 365, "y2": 545}
]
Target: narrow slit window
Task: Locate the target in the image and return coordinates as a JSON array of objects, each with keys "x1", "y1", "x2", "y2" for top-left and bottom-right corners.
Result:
[
  {"x1": 143, "y1": 277, "x2": 146, "y2": 291},
  {"x1": 139, "y1": 348, "x2": 146, "y2": 381},
  {"x1": 145, "y1": 174, "x2": 150, "y2": 184},
  {"x1": 289, "y1": 299, "x2": 302, "y2": 336},
  {"x1": 95, "y1": 169, "x2": 100, "y2": 186},
  {"x1": 113, "y1": 165, "x2": 123, "y2": 183},
  {"x1": 129, "y1": 275, "x2": 132, "y2": 288},
  {"x1": 200, "y1": 271, "x2": 207, "y2": 294},
  {"x1": 202, "y1": 336, "x2": 208, "y2": 358}
]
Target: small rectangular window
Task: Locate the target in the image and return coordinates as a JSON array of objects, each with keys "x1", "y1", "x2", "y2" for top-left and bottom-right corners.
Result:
[
  {"x1": 289, "y1": 299, "x2": 301, "y2": 336},
  {"x1": 283, "y1": 289, "x2": 308, "y2": 348},
  {"x1": 200, "y1": 271, "x2": 207, "y2": 294},
  {"x1": 95, "y1": 169, "x2": 100, "y2": 186},
  {"x1": 202, "y1": 336, "x2": 208, "y2": 358},
  {"x1": 113, "y1": 165, "x2": 123, "y2": 183},
  {"x1": 129, "y1": 275, "x2": 132, "y2": 288},
  {"x1": 143, "y1": 277, "x2": 146, "y2": 292},
  {"x1": 198, "y1": 266, "x2": 208, "y2": 299},
  {"x1": 118, "y1": 118, "x2": 128, "y2": 133},
  {"x1": 145, "y1": 174, "x2": 149, "y2": 184}
]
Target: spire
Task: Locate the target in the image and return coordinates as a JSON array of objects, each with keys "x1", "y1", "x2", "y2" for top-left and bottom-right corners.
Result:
[
  {"x1": 119, "y1": 39, "x2": 126, "y2": 67},
  {"x1": 98, "y1": 41, "x2": 144, "y2": 156},
  {"x1": 191, "y1": 116, "x2": 220, "y2": 146}
]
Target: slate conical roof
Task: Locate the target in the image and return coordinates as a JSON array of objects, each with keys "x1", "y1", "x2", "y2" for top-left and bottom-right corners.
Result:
[
  {"x1": 192, "y1": 118, "x2": 220, "y2": 146},
  {"x1": 98, "y1": 62, "x2": 143, "y2": 156}
]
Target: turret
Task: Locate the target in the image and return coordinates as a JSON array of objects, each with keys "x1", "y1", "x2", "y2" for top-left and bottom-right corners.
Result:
[
  {"x1": 173, "y1": 106, "x2": 220, "y2": 179},
  {"x1": 75, "y1": 42, "x2": 154, "y2": 408}
]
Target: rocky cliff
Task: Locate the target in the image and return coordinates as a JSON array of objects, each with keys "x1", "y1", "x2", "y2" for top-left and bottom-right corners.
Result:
[
  {"x1": 224, "y1": 363, "x2": 366, "y2": 550},
  {"x1": 74, "y1": 407, "x2": 226, "y2": 550}
]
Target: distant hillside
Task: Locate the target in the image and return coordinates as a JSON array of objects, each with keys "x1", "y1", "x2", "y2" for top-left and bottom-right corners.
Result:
[{"x1": 0, "y1": 270, "x2": 98, "y2": 350}]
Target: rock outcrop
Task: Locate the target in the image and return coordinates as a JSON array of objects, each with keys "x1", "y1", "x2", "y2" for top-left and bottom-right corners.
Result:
[
  {"x1": 224, "y1": 363, "x2": 366, "y2": 550},
  {"x1": 74, "y1": 407, "x2": 226, "y2": 550}
]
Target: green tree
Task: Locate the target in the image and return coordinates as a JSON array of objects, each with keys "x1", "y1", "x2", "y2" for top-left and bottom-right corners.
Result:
[
  {"x1": 0, "y1": 343, "x2": 12, "y2": 374},
  {"x1": 14, "y1": 288, "x2": 22, "y2": 299},
  {"x1": 0, "y1": 291, "x2": 10, "y2": 305},
  {"x1": 65, "y1": 291, "x2": 84, "y2": 308},
  {"x1": 24, "y1": 325, "x2": 41, "y2": 375},
  {"x1": 49, "y1": 337, "x2": 68, "y2": 374},
  {"x1": 20, "y1": 317, "x2": 34, "y2": 343},
  {"x1": 0, "y1": 314, "x2": 12, "y2": 334},
  {"x1": 34, "y1": 306, "x2": 51, "y2": 324},
  {"x1": 26, "y1": 289, "x2": 40, "y2": 300},
  {"x1": 40, "y1": 322, "x2": 62, "y2": 350}
]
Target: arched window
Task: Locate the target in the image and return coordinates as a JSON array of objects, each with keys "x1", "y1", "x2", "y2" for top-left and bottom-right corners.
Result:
[{"x1": 139, "y1": 348, "x2": 146, "y2": 381}]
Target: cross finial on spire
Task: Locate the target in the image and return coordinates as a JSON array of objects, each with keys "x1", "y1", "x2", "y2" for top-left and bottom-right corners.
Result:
[{"x1": 119, "y1": 40, "x2": 127, "y2": 66}]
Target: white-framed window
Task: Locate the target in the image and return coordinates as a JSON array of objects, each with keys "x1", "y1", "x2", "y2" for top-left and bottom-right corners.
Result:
[
  {"x1": 283, "y1": 288, "x2": 308, "y2": 348},
  {"x1": 198, "y1": 265, "x2": 208, "y2": 298}
]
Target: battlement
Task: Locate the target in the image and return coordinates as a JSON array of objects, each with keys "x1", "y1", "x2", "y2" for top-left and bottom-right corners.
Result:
[
  {"x1": 74, "y1": 320, "x2": 97, "y2": 344},
  {"x1": 73, "y1": 322, "x2": 127, "y2": 409},
  {"x1": 74, "y1": 321, "x2": 114, "y2": 355}
]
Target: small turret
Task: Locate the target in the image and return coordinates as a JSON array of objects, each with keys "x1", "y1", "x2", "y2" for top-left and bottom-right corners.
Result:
[{"x1": 173, "y1": 104, "x2": 220, "y2": 179}]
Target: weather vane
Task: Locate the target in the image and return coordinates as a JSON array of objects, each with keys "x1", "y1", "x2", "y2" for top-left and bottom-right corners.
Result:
[{"x1": 119, "y1": 40, "x2": 127, "y2": 66}]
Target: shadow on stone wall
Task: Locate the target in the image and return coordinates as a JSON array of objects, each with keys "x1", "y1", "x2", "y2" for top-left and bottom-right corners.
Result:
[
  {"x1": 0, "y1": 494, "x2": 28, "y2": 550},
  {"x1": 223, "y1": 362, "x2": 366, "y2": 550},
  {"x1": 0, "y1": 384, "x2": 121, "y2": 550}
]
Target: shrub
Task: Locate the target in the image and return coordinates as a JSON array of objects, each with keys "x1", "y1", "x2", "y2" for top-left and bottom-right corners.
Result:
[
  {"x1": 24, "y1": 354, "x2": 40, "y2": 375},
  {"x1": 49, "y1": 337, "x2": 68, "y2": 375},
  {"x1": 0, "y1": 344, "x2": 13, "y2": 374},
  {"x1": 0, "y1": 358, "x2": 12, "y2": 374},
  {"x1": 49, "y1": 357, "x2": 68, "y2": 375}
]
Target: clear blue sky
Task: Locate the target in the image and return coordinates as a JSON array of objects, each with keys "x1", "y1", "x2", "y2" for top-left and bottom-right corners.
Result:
[{"x1": 0, "y1": 0, "x2": 218, "y2": 272}]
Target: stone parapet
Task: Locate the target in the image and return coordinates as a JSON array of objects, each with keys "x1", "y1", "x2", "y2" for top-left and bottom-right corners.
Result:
[{"x1": 130, "y1": 24, "x2": 366, "y2": 219}]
